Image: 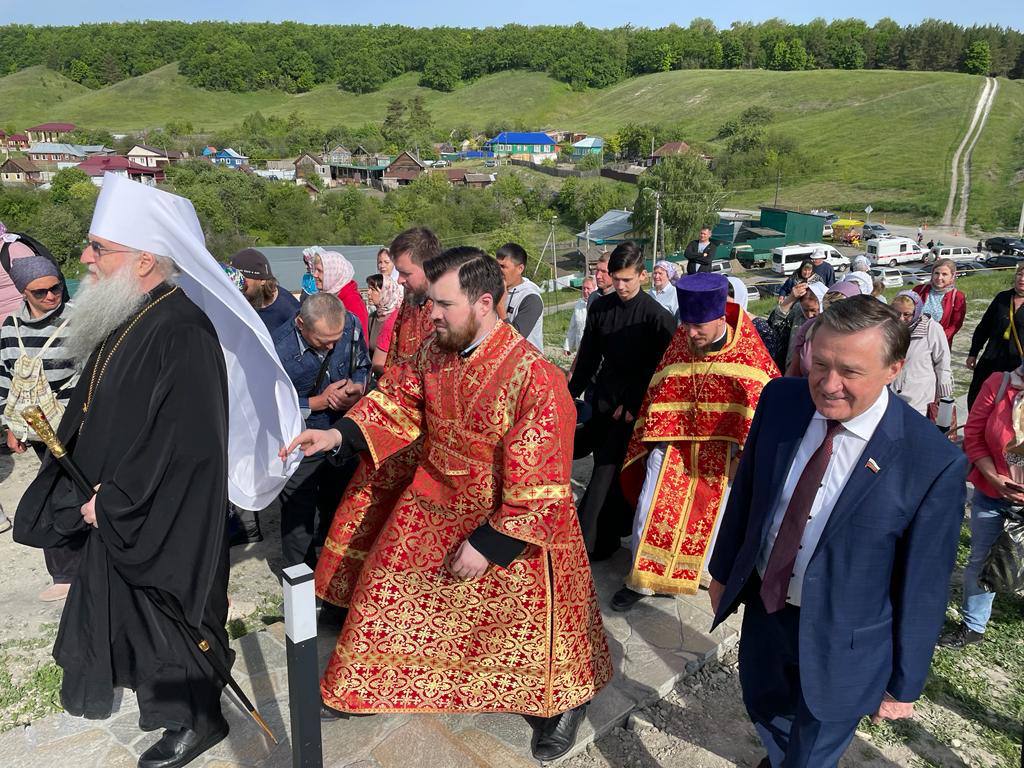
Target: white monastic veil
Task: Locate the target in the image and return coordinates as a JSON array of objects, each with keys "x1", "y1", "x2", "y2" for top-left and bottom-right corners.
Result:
[{"x1": 90, "y1": 173, "x2": 302, "y2": 509}]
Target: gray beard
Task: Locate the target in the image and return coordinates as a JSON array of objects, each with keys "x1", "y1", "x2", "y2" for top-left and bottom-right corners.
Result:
[{"x1": 64, "y1": 267, "x2": 149, "y2": 364}]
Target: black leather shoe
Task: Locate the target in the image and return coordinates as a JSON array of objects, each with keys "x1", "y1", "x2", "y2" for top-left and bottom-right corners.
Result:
[
  {"x1": 321, "y1": 702, "x2": 347, "y2": 720},
  {"x1": 611, "y1": 586, "x2": 647, "y2": 612},
  {"x1": 137, "y1": 721, "x2": 229, "y2": 768},
  {"x1": 938, "y1": 623, "x2": 984, "y2": 649},
  {"x1": 532, "y1": 703, "x2": 588, "y2": 761}
]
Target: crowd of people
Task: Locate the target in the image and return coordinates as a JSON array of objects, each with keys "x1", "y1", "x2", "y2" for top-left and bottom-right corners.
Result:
[{"x1": 0, "y1": 176, "x2": 1021, "y2": 768}]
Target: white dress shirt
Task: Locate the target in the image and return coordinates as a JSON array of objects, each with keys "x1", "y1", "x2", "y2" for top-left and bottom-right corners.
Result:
[{"x1": 757, "y1": 388, "x2": 889, "y2": 606}]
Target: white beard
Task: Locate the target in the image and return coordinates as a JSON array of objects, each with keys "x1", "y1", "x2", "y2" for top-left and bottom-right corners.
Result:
[{"x1": 64, "y1": 266, "x2": 148, "y2": 364}]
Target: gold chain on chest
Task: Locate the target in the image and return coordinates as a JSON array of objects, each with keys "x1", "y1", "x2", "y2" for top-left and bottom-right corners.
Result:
[{"x1": 81, "y1": 287, "x2": 179, "y2": 428}]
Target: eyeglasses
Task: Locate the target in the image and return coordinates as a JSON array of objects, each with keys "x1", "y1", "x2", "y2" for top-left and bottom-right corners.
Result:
[
  {"x1": 87, "y1": 240, "x2": 139, "y2": 259},
  {"x1": 27, "y1": 284, "x2": 61, "y2": 300}
]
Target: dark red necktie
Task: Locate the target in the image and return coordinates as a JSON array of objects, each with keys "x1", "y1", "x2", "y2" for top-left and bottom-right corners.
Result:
[{"x1": 760, "y1": 419, "x2": 843, "y2": 614}]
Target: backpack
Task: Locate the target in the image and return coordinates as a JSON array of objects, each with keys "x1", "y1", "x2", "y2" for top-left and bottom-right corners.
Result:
[{"x1": 3, "y1": 316, "x2": 72, "y2": 441}]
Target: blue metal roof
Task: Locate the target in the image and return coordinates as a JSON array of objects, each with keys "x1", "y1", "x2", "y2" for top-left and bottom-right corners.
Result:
[
  {"x1": 576, "y1": 209, "x2": 635, "y2": 243},
  {"x1": 573, "y1": 137, "x2": 605, "y2": 149},
  {"x1": 485, "y1": 132, "x2": 556, "y2": 146}
]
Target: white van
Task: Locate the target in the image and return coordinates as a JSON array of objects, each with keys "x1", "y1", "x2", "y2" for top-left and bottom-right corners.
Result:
[
  {"x1": 771, "y1": 243, "x2": 848, "y2": 275},
  {"x1": 866, "y1": 236, "x2": 927, "y2": 266},
  {"x1": 923, "y1": 244, "x2": 983, "y2": 264}
]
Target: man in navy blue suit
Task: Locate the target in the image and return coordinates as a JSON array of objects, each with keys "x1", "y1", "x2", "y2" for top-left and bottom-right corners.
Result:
[{"x1": 708, "y1": 296, "x2": 967, "y2": 768}]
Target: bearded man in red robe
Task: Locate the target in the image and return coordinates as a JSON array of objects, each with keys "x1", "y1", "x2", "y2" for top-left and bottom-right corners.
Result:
[{"x1": 286, "y1": 247, "x2": 610, "y2": 761}]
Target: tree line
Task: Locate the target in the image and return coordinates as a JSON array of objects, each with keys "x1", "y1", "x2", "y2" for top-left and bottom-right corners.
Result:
[{"x1": 0, "y1": 19, "x2": 1021, "y2": 95}]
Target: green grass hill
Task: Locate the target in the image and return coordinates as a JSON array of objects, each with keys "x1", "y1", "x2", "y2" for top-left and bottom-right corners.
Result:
[{"x1": 1, "y1": 64, "x2": 1021, "y2": 229}]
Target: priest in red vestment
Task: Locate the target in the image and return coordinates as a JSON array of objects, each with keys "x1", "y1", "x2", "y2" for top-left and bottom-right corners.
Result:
[
  {"x1": 285, "y1": 248, "x2": 611, "y2": 761},
  {"x1": 612, "y1": 273, "x2": 779, "y2": 611},
  {"x1": 314, "y1": 227, "x2": 440, "y2": 612}
]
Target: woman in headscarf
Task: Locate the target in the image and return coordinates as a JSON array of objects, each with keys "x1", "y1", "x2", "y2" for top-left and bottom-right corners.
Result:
[
  {"x1": 649, "y1": 260, "x2": 679, "y2": 316},
  {"x1": 777, "y1": 259, "x2": 820, "y2": 298},
  {"x1": 766, "y1": 280, "x2": 827, "y2": 373},
  {"x1": 365, "y1": 273, "x2": 404, "y2": 375},
  {"x1": 845, "y1": 270, "x2": 873, "y2": 297},
  {"x1": 726, "y1": 276, "x2": 781, "y2": 365},
  {"x1": 785, "y1": 280, "x2": 860, "y2": 376},
  {"x1": 376, "y1": 247, "x2": 401, "y2": 284},
  {"x1": 889, "y1": 291, "x2": 952, "y2": 417},
  {"x1": 305, "y1": 247, "x2": 370, "y2": 338}
]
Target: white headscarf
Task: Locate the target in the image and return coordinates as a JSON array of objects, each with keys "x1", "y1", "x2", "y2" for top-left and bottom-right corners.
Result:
[
  {"x1": 90, "y1": 173, "x2": 302, "y2": 509},
  {"x1": 846, "y1": 270, "x2": 873, "y2": 295},
  {"x1": 726, "y1": 276, "x2": 749, "y2": 309}
]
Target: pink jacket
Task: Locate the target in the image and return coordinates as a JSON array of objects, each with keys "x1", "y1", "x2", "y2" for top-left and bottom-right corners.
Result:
[{"x1": 964, "y1": 371, "x2": 1020, "y2": 498}]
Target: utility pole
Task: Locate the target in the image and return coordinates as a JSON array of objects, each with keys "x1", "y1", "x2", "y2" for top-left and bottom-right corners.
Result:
[
  {"x1": 652, "y1": 190, "x2": 662, "y2": 262},
  {"x1": 773, "y1": 167, "x2": 781, "y2": 207},
  {"x1": 1018, "y1": 200, "x2": 1024, "y2": 238}
]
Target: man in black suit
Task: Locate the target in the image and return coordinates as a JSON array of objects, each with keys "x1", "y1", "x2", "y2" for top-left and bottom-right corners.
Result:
[
  {"x1": 684, "y1": 227, "x2": 717, "y2": 274},
  {"x1": 709, "y1": 296, "x2": 967, "y2": 768}
]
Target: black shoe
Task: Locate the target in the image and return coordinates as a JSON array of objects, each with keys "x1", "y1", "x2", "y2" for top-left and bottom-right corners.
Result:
[
  {"x1": 321, "y1": 702, "x2": 373, "y2": 720},
  {"x1": 229, "y1": 528, "x2": 264, "y2": 547},
  {"x1": 532, "y1": 703, "x2": 588, "y2": 761},
  {"x1": 938, "y1": 623, "x2": 984, "y2": 649},
  {"x1": 610, "y1": 586, "x2": 647, "y2": 612},
  {"x1": 137, "y1": 721, "x2": 229, "y2": 768}
]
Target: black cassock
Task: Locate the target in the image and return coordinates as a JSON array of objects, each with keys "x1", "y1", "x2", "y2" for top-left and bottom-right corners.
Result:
[{"x1": 15, "y1": 281, "x2": 232, "y2": 734}]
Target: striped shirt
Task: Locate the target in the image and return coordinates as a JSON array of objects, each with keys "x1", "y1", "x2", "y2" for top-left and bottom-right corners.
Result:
[{"x1": 0, "y1": 301, "x2": 78, "y2": 419}]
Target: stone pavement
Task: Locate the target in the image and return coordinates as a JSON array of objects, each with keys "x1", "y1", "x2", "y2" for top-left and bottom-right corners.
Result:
[{"x1": 0, "y1": 549, "x2": 740, "y2": 768}]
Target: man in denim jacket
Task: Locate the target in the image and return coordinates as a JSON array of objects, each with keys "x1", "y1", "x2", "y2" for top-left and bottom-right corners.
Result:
[{"x1": 272, "y1": 292, "x2": 371, "y2": 567}]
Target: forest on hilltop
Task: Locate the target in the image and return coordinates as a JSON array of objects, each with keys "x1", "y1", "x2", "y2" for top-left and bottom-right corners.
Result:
[{"x1": 0, "y1": 19, "x2": 1022, "y2": 95}]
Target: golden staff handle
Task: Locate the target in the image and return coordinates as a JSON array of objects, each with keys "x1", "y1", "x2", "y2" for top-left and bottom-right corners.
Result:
[{"x1": 21, "y1": 406, "x2": 66, "y2": 459}]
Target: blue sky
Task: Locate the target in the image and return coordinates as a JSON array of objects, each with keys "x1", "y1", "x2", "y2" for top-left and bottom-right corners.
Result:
[{"x1": 1, "y1": 0, "x2": 1019, "y2": 28}]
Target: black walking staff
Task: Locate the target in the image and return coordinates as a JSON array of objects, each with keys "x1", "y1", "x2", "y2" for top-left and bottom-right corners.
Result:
[{"x1": 22, "y1": 405, "x2": 279, "y2": 745}]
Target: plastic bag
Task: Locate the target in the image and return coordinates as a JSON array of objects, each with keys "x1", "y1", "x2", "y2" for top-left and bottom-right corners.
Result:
[{"x1": 979, "y1": 507, "x2": 1024, "y2": 595}]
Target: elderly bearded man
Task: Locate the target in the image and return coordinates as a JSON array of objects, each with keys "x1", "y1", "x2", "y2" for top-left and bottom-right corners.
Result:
[
  {"x1": 612, "y1": 273, "x2": 779, "y2": 610},
  {"x1": 15, "y1": 174, "x2": 302, "y2": 768},
  {"x1": 286, "y1": 248, "x2": 611, "y2": 761}
]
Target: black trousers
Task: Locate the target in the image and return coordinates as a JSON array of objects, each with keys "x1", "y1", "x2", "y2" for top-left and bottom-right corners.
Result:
[
  {"x1": 279, "y1": 451, "x2": 356, "y2": 569},
  {"x1": 575, "y1": 412, "x2": 635, "y2": 558}
]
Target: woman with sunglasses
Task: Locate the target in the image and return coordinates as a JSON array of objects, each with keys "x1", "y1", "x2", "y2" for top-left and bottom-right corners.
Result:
[{"x1": 0, "y1": 254, "x2": 81, "y2": 601}]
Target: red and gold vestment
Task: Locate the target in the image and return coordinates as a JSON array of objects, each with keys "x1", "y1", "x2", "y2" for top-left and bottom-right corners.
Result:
[
  {"x1": 622, "y1": 304, "x2": 778, "y2": 595},
  {"x1": 320, "y1": 322, "x2": 611, "y2": 715}
]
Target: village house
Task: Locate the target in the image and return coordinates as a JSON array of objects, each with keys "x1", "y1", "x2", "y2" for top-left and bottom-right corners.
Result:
[
  {"x1": 76, "y1": 155, "x2": 166, "y2": 186},
  {"x1": 647, "y1": 141, "x2": 711, "y2": 167},
  {"x1": 485, "y1": 132, "x2": 558, "y2": 163},
  {"x1": 382, "y1": 151, "x2": 426, "y2": 189},
  {"x1": 0, "y1": 157, "x2": 43, "y2": 186},
  {"x1": 444, "y1": 168, "x2": 468, "y2": 185},
  {"x1": 26, "y1": 143, "x2": 112, "y2": 164},
  {"x1": 324, "y1": 145, "x2": 352, "y2": 165},
  {"x1": 3, "y1": 133, "x2": 30, "y2": 151},
  {"x1": 571, "y1": 136, "x2": 605, "y2": 160},
  {"x1": 125, "y1": 144, "x2": 184, "y2": 168},
  {"x1": 208, "y1": 148, "x2": 249, "y2": 168},
  {"x1": 293, "y1": 153, "x2": 331, "y2": 187},
  {"x1": 25, "y1": 122, "x2": 76, "y2": 143},
  {"x1": 463, "y1": 172, "x2": 496, "y2": 189}
]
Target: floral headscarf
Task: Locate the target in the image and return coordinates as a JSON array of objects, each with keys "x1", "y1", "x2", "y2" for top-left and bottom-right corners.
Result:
[
  {"x1": 313, "y1": 249, "x2": 355, "y2": 294},
  {"x1": 893, "y1": 289, "x2": 924, "y2": 324},
  {"x1": 654, "y1": 260, "x2": 679, "y2": 283},
  {"x1": 377, "y1": 275, "x2": 403, "y2": 315}
]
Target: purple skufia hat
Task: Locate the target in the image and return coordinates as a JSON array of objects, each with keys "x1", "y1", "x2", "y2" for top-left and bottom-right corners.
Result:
[{"x1": 675, "y1": 273, "x2": 728, "y2": 323}]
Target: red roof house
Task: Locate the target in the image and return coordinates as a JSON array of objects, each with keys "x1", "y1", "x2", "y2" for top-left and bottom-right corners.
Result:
[
  {"x1": 26, "y1": 122, "x2": 76, "y2": 143},
  {"x1": 77, "y1": 155, "x2": 166, "y2": 185}
]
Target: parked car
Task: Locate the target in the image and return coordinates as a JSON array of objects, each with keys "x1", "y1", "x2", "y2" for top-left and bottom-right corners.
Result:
[
  {"x1": 866, "y1": 236, "x2": 928, "y2": 267},
  {"x1": 868, "y1": 267, "x2": 904, "y2": 288},
  {"x1": 985, "y1": 237, "x2": 1024, "y2": 255},
  {"x1": 822, "y1": 222, "x2": 834, "y2": 239},
  {"x1": 923, "y1": 244, "x2": 983, "y2": 264},
  {"x1": 810, "y1": 209, "x2": 839, "y2": 224},
  {"x1": 862, "y1": 223, "x2": 891, "y2": 240},
  {"x1": 954, "y1": 262, "x2": 987, "y2": 277},
  {"x1": 709, "y1": 259, "x2": 732, "y2": 275},
  {"x1": 984, "y1": 254, "x2": 1024, "y2": 270},
  {"x1": 895, "y1": 268, "x2": 930, "y2": 286},
  {"x1": 746, "y1": 284, "x2": 761, "y2": 303},
  {"x1": 771, "y1": 243, "x2": 848, "y2": 275},
  {"x1": 484, "y1": 159, "x2": 496, "y2": 168},
  {"x1": 433, "y1": 159, "x2": 450, "y2": 168}
]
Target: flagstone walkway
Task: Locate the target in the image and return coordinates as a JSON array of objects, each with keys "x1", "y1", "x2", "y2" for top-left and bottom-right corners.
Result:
[{"x1": 0, "y1": 549, "x2": 740, "y2": 767}]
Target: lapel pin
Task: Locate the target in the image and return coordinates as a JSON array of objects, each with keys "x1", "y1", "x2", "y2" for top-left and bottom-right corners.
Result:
[{"x1": 866, "y1": 458, "x2": 881, "y2": 474}]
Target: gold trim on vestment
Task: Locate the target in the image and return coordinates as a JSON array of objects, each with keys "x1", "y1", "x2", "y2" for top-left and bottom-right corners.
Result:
[
  {"x1": 646, "y1": 360, "x2": 774, "y2": 390},
  {"x1": 503, "y1": 484, "x2": 572, "y2": 503}
]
